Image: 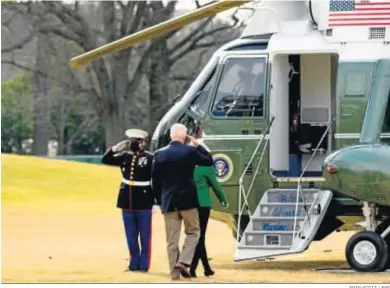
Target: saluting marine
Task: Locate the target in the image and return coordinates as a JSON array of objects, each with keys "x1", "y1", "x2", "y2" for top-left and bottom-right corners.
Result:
[{"x1": 101, "y1": 129, "x2": 156, "y2": 272}]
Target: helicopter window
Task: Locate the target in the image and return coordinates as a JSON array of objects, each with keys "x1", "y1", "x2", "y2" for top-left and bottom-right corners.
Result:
[
  {"x1": 189, "y1": 68, "x2": 218, "y2": 117},
  {"x1": 179, "y1": 114, "x2": 197, "y2": 136},
  {"x1": 345, "y1": 72, "x2": 366, "y2": 97},
  {"x1": 227, "y1": 43, "x2": 268, "y2": 51},
  {"x1": 211, "y1": 57, "x2": 266, "y2": 118}
]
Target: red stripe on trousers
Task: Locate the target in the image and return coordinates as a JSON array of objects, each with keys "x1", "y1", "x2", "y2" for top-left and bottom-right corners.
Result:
[{"x1": 147, "y1": 213, "x2": 152, "y2": 269}]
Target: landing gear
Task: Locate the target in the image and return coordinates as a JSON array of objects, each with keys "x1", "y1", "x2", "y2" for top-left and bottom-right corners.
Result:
[
  {"x1": 345, "y1": 201, "x2": 389, "y2": 272},
  {"x1": 346, "y1": 231, "x2": 388, "y2": 272}
]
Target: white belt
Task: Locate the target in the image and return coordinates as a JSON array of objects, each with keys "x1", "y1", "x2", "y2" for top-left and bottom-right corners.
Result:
[{"x1": 122, "y1": 178, "x2": 151, "y2": 186}]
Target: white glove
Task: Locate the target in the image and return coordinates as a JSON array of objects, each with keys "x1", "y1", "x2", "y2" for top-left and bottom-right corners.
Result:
[
  {"x1": 152, "y1": 205, "x2": 160, "y2": 213},
  {"x1": 112, "y1": 140, "x2": 129, "y2": 153}
]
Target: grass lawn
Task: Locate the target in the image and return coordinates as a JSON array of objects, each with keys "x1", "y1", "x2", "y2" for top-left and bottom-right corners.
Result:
[{"x1": 1, "y1": 154, "x2": 389, "y2": 283}]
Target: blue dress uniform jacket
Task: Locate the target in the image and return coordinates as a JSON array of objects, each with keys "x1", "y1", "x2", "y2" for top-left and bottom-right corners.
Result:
[
  {"x1": 101, "y1": 148, "x2": 156, "y2": 210},
  {"x1": 152, "y1": 141, "x2": 214, "y2": 213},
  {"x1": 101, "y1": 147, "x2": 155, "y2": 271}
]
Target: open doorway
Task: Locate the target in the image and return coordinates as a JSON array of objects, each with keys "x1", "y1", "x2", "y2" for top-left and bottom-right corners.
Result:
[{"x1": 269, "y1": 53, "x2": 337, "y2": 179}]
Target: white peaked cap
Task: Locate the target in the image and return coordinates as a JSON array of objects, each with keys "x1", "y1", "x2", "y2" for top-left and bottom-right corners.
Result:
[{"x1": 125, "y1": 129, "x2": 148, "y2": 139}]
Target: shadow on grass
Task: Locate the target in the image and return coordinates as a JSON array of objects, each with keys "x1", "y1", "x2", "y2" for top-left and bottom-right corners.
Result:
[{"x1": 214, "y1": 260, "x2": 348, "y2": 271}]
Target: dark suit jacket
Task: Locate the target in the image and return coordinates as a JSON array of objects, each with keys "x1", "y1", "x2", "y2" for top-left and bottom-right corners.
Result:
[{"x1": 152, "y1": 141, "x2": 213, "y2": 213}]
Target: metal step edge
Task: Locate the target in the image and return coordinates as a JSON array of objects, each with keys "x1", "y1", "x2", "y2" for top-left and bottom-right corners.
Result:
[
  {"x1": 275, "y1": 178, "x2": 325, "y2": 183},
  {"x1": 252, "y1": 216, "x2": 306, "y2": 221},
  {"x1": 233, "y1": 248, "x2": 304, "y2": 262},
  {"x1": 265, "y1": 189, "x2": 320, "y2": 192},
  {"x1": 237, "y1": 245, "x2": 292, "y2": 250},
  {"x1": 261, "y1": 202, "x2": 313, "y2": 206}
]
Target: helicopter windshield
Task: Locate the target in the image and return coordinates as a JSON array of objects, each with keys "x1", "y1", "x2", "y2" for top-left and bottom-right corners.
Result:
[
  {"x1": 211, "y1": 57, "x2": 266, "y2": 117},
  {"x1": 189, "y1": 68, "x2": 218, "y2": 117}
]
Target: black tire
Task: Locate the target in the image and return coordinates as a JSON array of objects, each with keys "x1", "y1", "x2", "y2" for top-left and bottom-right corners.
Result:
[
  {"x1": 346, "y1": 231, "x2": 388, "y2": 272},
  {"x1": 376, "y1": 218, "x2": 390, "y2": 269},
  {"x1": 385, "y1": 237, "x2": 390, "y2": 270}
]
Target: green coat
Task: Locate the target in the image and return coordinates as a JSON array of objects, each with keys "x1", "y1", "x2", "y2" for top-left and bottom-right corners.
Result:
[{"x1": 194, "y1": 166, "x2": 228, "y2": 208}]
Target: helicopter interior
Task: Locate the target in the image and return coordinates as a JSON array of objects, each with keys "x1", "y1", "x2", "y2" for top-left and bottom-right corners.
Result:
[{"x1": 270, "y1": 53, "x2": 337, "y2": 179}]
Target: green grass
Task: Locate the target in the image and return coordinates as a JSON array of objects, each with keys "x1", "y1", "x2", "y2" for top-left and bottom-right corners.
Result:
[{"x1": 2, "y1": 154, "x2": 389, "y2": 283}]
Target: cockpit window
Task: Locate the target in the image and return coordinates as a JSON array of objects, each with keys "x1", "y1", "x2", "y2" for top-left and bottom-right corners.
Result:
[
  {"x1": 189, "y1": 68, "x2": 218, "y2": 117},
  {"x1": 211, "y1": 57, "x2": 267, "y2": 118}
]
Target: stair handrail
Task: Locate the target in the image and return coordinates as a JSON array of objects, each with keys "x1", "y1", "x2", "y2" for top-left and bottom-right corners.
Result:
[
  {"x1": 293, "y1": 190, "x2": 322, "y2": 246},
  {"x1": 292, "y1": 118, "x2": 335, "y2": 240},
  {"x1": 239, "y1": 116, "x2": 275, "y2": 182},
  {"x1": 236, "y1": 116, "x2": 275, "y2": 246}
]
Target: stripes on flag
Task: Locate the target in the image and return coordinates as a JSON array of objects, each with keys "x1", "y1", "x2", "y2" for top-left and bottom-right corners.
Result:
[{"x1": 328, "y1": 0, "x2": 390, "y2": 27}]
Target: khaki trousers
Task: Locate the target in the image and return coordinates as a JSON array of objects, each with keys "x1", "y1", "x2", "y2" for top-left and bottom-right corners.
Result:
[{"x1": 164, "y1": 208, "x2": 200, "y2": 279}]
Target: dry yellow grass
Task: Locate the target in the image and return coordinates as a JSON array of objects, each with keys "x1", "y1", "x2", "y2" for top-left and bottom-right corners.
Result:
[{"x1": 1, "y1": 154, "x2": 389, "y2": 283}]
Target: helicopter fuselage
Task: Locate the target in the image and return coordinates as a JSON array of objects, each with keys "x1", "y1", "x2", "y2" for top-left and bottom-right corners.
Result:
[{"x1": 150, "y1": 32, "x2": 390, "y2": 256}]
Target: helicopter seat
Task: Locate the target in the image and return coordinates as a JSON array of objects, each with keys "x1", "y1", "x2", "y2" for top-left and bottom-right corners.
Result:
[{"x1": 213, "y1": 109, "x2": 227, "y2": 117}]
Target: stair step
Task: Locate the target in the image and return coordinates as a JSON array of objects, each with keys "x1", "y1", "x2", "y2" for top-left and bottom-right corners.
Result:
[
  {"x1": 245, "y1": 232, "x2": 294, "y2": 246},
  {"x1": 252, "y1": 218, "x2": 305, "y2": 232},
  {"x1": 234, "y1": 189, "x2": 334, "y2": 262},
  {"x1": 245, "y1": 231, "x2": 294, "y2": 235},
  {"x1": 266, "y1": 189, "x2": 319, "y2": 203},
  {"x1": 259, "y1": 204, "x2": 309, "y2": 217},
  {"x1": 238, "y1": 245, "x2": 292, "y2": 250},
  {"x1": 265, "y1": 202, "x2": 313, "y2": 206},
  {"x1": 253, "y1": 216, "x2": 306, "y2": 221}
]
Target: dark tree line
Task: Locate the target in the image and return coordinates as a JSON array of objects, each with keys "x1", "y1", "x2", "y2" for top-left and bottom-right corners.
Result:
[{"x1": 1, "y1": 1, "x2": 243, "y2": 155}]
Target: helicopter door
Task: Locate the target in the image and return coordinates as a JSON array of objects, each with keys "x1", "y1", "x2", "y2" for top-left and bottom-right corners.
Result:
[
  {"x1": 204, "y1": 54, "x2": 269, "y2": 212},
  {"x1": 269, "y1": 53, "x2": 337, "y2": 179}
]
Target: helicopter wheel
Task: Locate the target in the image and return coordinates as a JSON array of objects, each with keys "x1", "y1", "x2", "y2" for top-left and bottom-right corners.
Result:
[
  {"x1": 346, "y1": 231, "x2": 388, "y2": 272},
  {"x1": 376, "y1": 218, "x2": 390, "y2": 269}
]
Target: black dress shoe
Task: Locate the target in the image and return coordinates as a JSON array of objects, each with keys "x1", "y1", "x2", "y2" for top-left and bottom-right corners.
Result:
[
  {"x1": 190, "y1": 270, "x2": 197, "y2": 278},
  {"x1": 174, "y1": 262, "x2": 191, "y2": 278},
  {"x1": 204, "y1": 269, "x2": 215, "y2": 277},
  {"x1": 139, "y1": 269, "x2": 148, "y2": 272}
]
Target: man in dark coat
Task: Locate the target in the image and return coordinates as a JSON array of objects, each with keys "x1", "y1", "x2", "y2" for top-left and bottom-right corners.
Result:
[
  {"x1": 101, "y1": 129, "x2": 156, "y2": 272},
  {"x1": 151, "y1": 123, "x2": 214, "y2": 280}
]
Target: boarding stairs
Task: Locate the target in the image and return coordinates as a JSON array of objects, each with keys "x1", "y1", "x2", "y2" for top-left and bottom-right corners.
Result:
[{"x1": 234, "y1": 118, "x2": 335, "y2": 261}]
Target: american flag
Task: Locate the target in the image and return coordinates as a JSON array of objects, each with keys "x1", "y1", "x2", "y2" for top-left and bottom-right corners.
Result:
[{"x1": 328, "y1": 0, "x2": 390, "y2": 27}]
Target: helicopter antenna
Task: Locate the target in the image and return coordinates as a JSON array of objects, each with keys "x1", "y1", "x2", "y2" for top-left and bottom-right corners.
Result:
[{"x1": 235, "y1": 0, "x2": 259, "y2": 21}]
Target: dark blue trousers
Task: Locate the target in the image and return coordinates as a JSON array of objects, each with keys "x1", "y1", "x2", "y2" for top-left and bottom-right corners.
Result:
[{"x1": 122, "y1": 209, "x2": 152, "y2": 270}]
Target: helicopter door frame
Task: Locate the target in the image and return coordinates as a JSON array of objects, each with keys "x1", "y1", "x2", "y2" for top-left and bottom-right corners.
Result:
[{"x1": 208, "y1": 52, "x2": 270, "y2": 121}]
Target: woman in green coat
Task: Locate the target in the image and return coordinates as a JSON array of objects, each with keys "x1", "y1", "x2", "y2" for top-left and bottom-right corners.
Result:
[{"x1": 189, "y1": 163, "x2": 229, "y2": 278}]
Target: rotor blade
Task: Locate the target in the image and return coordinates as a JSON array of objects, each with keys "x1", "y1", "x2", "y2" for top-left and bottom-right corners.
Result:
[{"x1": 70, "y1": 0, "x2": 251, "y2": 69}]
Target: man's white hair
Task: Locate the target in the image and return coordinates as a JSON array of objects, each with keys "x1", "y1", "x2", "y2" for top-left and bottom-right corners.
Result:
[{"x1": 170, "y1": 123, "x2": 187, "y2": 139}]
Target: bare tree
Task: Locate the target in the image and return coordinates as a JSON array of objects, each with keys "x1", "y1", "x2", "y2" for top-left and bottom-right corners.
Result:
[
  {"x1": 2, "y1": 1, "x2": 242, "y2": 148},
  {"x1": 31, "y1": 32, "x2": 52, "y2": 155},
  {"x1": 47, "y1": 36, "x2": 99, "y2": 155}
]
